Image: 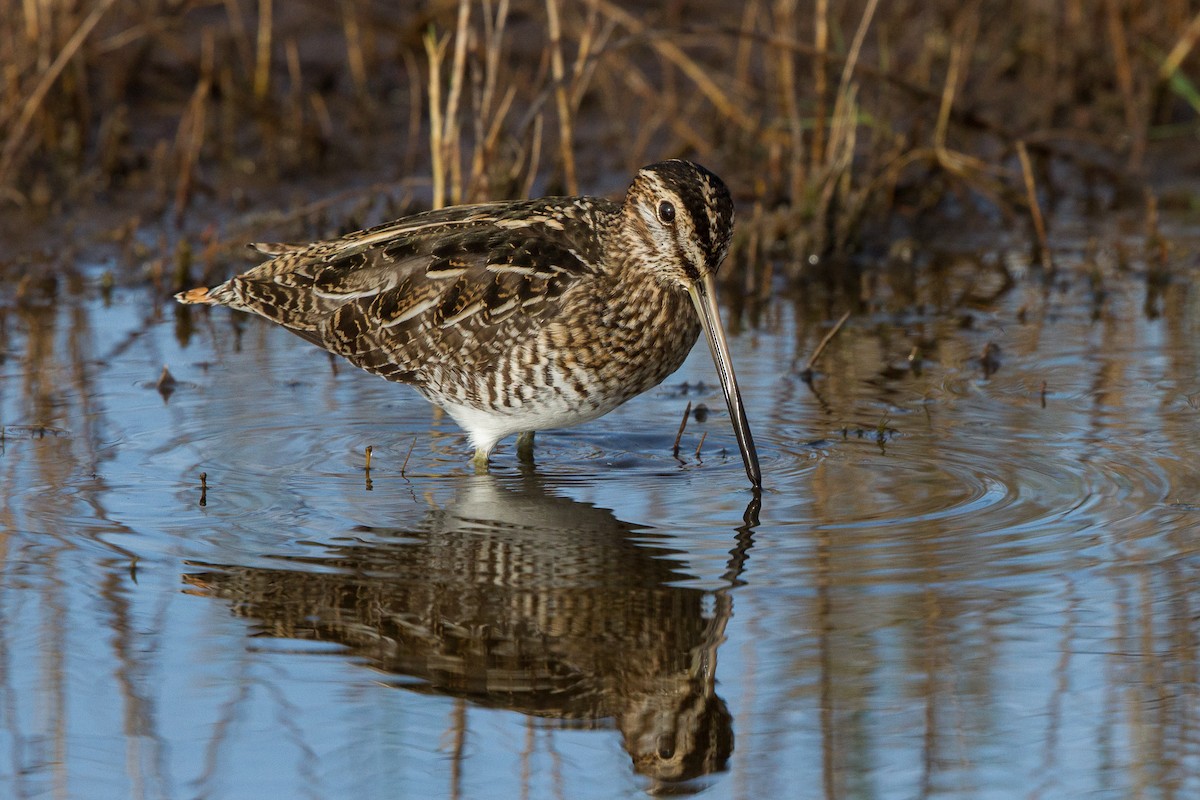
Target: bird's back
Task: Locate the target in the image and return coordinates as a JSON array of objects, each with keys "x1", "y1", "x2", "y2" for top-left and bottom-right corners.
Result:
[{"x1": 191, "y1": 197, "x2": 619, "y2": 386}]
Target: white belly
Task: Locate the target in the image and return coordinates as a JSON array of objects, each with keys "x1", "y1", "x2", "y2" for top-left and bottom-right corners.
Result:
[{"x1": 433, "y1": 387, "x2": 621, "y2": 456}]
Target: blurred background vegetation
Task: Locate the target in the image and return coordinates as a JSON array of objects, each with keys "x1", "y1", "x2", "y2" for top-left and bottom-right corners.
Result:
[{"x1": 2, "y1": 0, "x2": 1198, "y2": 292}]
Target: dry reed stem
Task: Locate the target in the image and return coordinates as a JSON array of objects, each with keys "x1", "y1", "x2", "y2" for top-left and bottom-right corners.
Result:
[
  {"x1": 936, "y1": 7, "x2": 986, "y2": 173},
  {"x1": 284, "y1": 37, "x2": 306, "y2": 154},
  {"x1": 466, "y1": 0, "x2": 512, "y2": 201},
  {"x1": 1158, "y1": 9, "x2": 1200, "y2": 81},
  {"x1": 309, "y1": 91, "x2": 334, "y2": 143},
  {"x1": 685, "y1": 21, "x2": 1123, "y2": 185},
  {"x1": 423, "y1": 29, "x2": 449, "y2": 209},
  {"x1": 811, "y1": 0, "x2": 828, "y2": 174},
  {"x1": 20, "y1": 0, "x2": 39, "y2": 43},
  {"x1": 1104, "y1": 0, "x2": 1141, "y2": 170},
  {"x1": 402, "y1": 47, "x2": 424, "y2": 178},
  {"x1": 814, "y1": 0, "x2": 877, "y2": 246},
  {"x1": 520, "y1": 113, "x2": 544, "y2": 198},
  {"x1": 480, "y1": 0, "x2": 509, "y2": 123},
  {"x1": 91, "y1": 18, "x2": 168, "y2": 56},
  {"x1": 1016, "y1": 140, "x2": 1052, "y2": 271},
  {"x1": 285, "y1": 38, "x2": 302, "y2": 102},
  {"x1": 253, "y1": 0, "x2": 273, "y2": 101},
  {"x1": 934, "y1": 40, "x2": 963, "y2": 153},
  {"x1": 734, "y1": 1, "x2": 760, "y2": 91},
  {"x1": 611, "y1": 59, "x2": 713, "y2": 161},
  {"x1": 341, "y1": 0, "x2": 367, "y2": 99},
  {"x1": 835, "y1": 0, "x2": 879, "y2": 108},
  {"x1": 613, "y1": 59, "x2": 664, "y2": 160},
  {"x1": 1143, "y1": 189, "x2": 1162, "y2": 250},
  {"x1": 594, "y1": 0, "x2": 755, "y2": 132},
  {"x1": 820, "y1": 86, "x2": 858, "y2": 245},
  {"x1": 0, "y1": 0, "x2": 117, "y2": 187},
  {"x1": 466, "y1": 85, "x2": 519, "y2": 201},
  {"x1": 173, "y1": 28, "x2": 214, "y2": 225},
  {"x1": 773, "y1": 0, "x2": 804, "y2": 200},
  {"x1": 545, "y1": 0, "x2": 577, "y2": 194},
  {"x1": 479, "y1": 85, "x2": 517, "y2": 177},
  {"x1": 444, "y1": 0, "x2": 471, "y2": 204},
  {"x1": 568, "y1": 5, "x2": 611, "y2": 112}
]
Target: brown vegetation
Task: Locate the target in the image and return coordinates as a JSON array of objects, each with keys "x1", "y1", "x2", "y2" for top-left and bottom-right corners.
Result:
[{"x1": 1, "y1": 0, "x2": 1198, "y2": 287}]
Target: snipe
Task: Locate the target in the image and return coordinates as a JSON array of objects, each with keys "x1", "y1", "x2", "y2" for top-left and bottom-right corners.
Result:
[{"x1": 177, "y1": 160, "x2": 761, "y2": 488}]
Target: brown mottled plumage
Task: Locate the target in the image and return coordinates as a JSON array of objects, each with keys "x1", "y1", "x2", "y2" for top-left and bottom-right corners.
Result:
[{"x1": 177, "y1": 160, "x2": 761, "y2": 487}]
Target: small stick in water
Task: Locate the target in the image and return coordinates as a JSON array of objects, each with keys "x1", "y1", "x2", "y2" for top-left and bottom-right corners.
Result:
[
  {"x1": 401, "y1": 437, "x2": 417, "y2": 477},
  {"x1": 365, "y1": 445, "x2": 373, "y2": 470},
  {"x1": 694, "y1": 431, "x2": 707, "y2": 460},
  {"x1": 802, "y1": 310, "x2": 851, "y2": 381},
  {"x1": 672, "y1": 401, "x2": 692, "y2": 459},
  {"x1": 199, "y1": 471, "x2": 207, "y2": 507}
]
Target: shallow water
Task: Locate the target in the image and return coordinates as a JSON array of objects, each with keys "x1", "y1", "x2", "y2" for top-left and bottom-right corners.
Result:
[{"x1": 2, "y1": 225, "x2": 1200, "y2": 798}]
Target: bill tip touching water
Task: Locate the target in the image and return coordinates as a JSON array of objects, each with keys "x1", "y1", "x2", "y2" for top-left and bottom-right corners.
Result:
[{"x1": 176, "y1": 160, "x2": 762, "y2": 489}]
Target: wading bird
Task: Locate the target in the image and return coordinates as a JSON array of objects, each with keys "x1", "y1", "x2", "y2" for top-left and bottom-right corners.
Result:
[{"x1": 177, "y1": 160, "x2": 761, "y2": 488}]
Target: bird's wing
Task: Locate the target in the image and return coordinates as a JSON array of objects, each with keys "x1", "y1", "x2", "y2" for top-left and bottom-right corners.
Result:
[{"x1": 211, "y1": 198, "x2": 614, "y2": 384}]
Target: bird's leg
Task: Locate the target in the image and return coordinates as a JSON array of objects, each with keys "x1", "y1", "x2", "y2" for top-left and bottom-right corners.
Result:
[
  {"x1": 472, "y1": 447, "x2": 491, "y2": 473},
  {"x1": 516, "y1": 431, "x2": 536, "y2": 463}
]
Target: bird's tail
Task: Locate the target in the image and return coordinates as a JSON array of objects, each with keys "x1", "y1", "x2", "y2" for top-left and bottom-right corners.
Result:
[{"x1": 174, "y1": 286, "x2": 220, "y2": 304}]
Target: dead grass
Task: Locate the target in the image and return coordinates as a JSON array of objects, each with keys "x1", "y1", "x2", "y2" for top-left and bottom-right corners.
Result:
[{"x1": 1, "y1": 0, "x2": 1198, "y2": 289}]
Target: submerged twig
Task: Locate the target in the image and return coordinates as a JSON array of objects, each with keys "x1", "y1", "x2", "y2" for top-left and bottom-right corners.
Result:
[
  {"x1": 672, "y1": 401, "x2": 692, "y2": 458},
  {"x1": 401, "y1": 437, "x2": 417, "y2": 477},
  {"x1": 802, "y1": 310, "x2": 851, "y2": 380}
]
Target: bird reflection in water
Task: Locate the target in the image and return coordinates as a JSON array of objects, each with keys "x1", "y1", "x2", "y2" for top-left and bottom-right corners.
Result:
[{"x1": 183, "y1": 475, "x2": 759, "y2": 787}]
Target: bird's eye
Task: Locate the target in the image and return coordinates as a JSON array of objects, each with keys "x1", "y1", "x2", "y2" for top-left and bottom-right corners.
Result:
[{"x1": 657, "y1": 200, "x2": 676, "y2": 223}]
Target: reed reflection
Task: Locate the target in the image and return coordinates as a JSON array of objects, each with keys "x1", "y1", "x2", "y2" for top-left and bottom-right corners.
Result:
[{"x1": 183, "y1": 474, "x2": 757, "y2": 786}]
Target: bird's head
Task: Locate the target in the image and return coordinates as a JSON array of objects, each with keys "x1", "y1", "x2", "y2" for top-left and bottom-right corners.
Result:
[
  {"x1": 619, "y1": 160, "x2": 760, "y2": 490},
  {"x1": 620, "y1": 159, "x2": 735, "y2": 289}
]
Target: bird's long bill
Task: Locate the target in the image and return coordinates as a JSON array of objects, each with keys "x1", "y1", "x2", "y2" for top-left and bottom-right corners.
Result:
[{"x1": 687, "y1": 275, "x2": 762, "y2": 489}]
